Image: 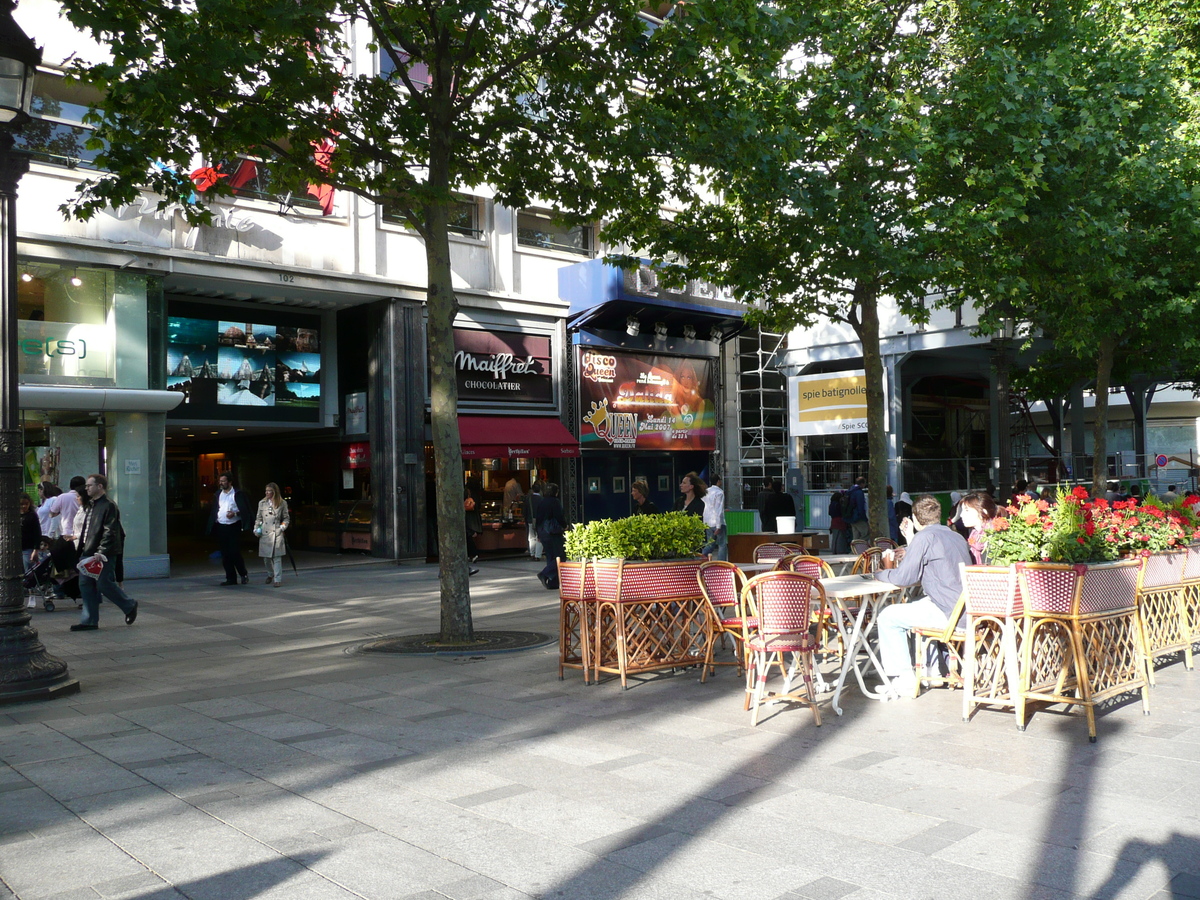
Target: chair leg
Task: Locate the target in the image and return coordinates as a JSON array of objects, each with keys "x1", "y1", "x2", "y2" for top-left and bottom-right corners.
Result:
[
  {"x1": 750, "y1": 651, "x2": 770, "y2": 726},
  {"x1": 801, "y1": 650, "x2": 822, "y2": 726}
]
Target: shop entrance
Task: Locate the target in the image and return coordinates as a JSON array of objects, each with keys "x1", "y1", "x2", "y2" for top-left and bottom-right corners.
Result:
[{"x1": 581, "y1": 450, "x2": 710, "y2": 523}]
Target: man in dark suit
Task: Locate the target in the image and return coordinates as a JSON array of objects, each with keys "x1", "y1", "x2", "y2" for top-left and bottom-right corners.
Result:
[
  {"x1": 756, "y1": 477, "x2": 796, "y2": 532},
  {"x1": 207, "y1": 472, "x2": 253, "y2": 586}
]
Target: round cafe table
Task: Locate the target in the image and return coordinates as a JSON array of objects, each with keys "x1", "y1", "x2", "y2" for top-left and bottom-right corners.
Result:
[{"x1": 818, "y1": 573, "x2": 908, "y2": 715}]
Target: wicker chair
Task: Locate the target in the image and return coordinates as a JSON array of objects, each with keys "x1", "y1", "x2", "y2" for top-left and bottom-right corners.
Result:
[
  {"x1": 753, "y1": 542, "x2": 790, "y2": 564},
  {"x1": 697, "y1": 561, "x2": 749, "y2": 682},
  {"x1": 850, "y1": 539, "x2": 871, "y2": 556},
  {"x1": 775, "y1": 555, "x2": 834, "y2": 578},
  {"x1": 851, "y1": 547, "x2": 883, "y2": 575},
  {"x1": 910, "y1": 593, "x2": 967, "y2": 697},
  {"x1": 875, "y1": 537, "x2": 899, "y2": 551},
  {"x1": 741, "y1": 571, "x2": 824, "y2": 727},
  {"x1": 778, "y1": 542, "x2": 804, "y2": 553},
  {"x1": 1015, "y1": 559, "x2": 1148, "y2": 741}
]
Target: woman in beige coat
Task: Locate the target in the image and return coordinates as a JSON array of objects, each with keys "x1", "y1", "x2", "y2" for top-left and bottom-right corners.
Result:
[{"x1": 253, "y1": 482, "x2": 290, "y2": 586}]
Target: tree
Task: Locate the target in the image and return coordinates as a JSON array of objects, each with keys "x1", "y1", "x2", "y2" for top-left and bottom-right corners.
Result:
[
  {"x1": 609, "y1": 0, "x2": 956, "y2": 538},
  {"x1": 54, "y1": 0, "x2": 708, "y2": 641},
  {"x1": 924, "y1": 0, "x2": 1200, "y2": 497}
]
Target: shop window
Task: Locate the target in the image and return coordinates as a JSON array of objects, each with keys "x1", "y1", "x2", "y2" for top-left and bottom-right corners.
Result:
[
  {"x1": 16, "y1": 70, "x2": 107, "y2": 169},
  {"x1": 517, "y1": 209, "x2": 593, "y2": 256},
  {"x1": 383, "y1": 195, "x2": 483, "y2": 238},
  {"x1": 17, "y1": 263, "x2": 116, "y2": 385}
]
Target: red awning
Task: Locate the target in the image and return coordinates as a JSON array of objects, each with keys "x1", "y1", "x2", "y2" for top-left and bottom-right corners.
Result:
[{"x1": 458, "y1": 416, "x2": 579, "y2": 458}]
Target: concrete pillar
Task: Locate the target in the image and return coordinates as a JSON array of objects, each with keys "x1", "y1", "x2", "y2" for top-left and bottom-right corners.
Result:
[{"x1": 106, "y1": 411, "x2": 169, "y2": 577}]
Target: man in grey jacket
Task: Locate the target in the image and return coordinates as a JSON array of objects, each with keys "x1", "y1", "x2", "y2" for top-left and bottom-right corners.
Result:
[
  {"x1": 874, "y1": 493, "x2": 971, "y2": 695},
  {"x1": 72, "y1": 474, "x2": 138, "y2": 631}
]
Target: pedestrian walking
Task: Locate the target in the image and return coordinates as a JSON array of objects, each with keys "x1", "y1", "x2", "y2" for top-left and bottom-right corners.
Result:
[
  {"x1": 35, "y1": 482, "x2": 62, "y2": 539},
  {"x1": 535, "y1": 483, "x2": 568, "y2": 590},
  {"x1": 254, "y1": 482, "x2": 290, "y2": 587},
  {"x1": 702, "y1": 474, "x2": 727, "y2": 560},
  {"x1": 207, "y1": 472, "x2": 252, "y2": 586},
  {"x1": 464, "y1": 481, "x2": 482, "y2": 576},
  {"x1": 71, "y1": 474, "x2": 138, "y2": 631},
  {"x1": 524, "y1": 480, "x2": 544, "y2": 559},
  {"x1": 20, "y1": 493, "x2": 41, "y2": 572}
]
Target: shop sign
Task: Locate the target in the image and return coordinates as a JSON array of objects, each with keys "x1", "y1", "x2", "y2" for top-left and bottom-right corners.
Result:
[
  {"x1": 789, "y1": 370, "x2": 886, "y2": 436},
  {"x1": 578, "y1": 349, "x2": 715, "y2": 451},
  {"x1": 343, "y1": 441, "x2": 371, "y2": 469},
  {"x1": 18, "y1": 320, "x2": 114, "y2": 384},
  {"x1": 344, "y1": 392, "x2": 367, "y2": 434},
  {"x1": 454, "y1": 329, "x2": 553, "y2": 404}
]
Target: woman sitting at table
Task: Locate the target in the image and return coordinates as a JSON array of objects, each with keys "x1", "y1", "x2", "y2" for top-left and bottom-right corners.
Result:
[
  {"x1": 958, "y1": 491, "x2": 999, "y2": 565},
  {"x1": 675, "y1": 472, "x2": 706, "y2": 517},
  {"x1": 874, "y1": 493, "x2": 972, "y2": 697}
]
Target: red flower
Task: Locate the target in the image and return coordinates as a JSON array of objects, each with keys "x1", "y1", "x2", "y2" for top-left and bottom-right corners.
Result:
[
  {"x1": 1072, "y1": 486, "x2": 1090, "y2": 500},
  {"x1": 1076, "y1": 537, "x2": 1086, "y2": 544},
  {"x1": 992, "y1": 518, "x2": 1010, "y2": 531},
  {"x1": 1084, "y1": 522, "x2": 1096, "y2": 536},
  {"x1": 1036, "y1": 500, "x2": 1050, "y2": 512},
  {"x1": 1024, "y1": 514, "x2": 1039, "y2": 526},
  {"x1": 1184, "y1": 495, "x2": 1200, "y2": 508}
]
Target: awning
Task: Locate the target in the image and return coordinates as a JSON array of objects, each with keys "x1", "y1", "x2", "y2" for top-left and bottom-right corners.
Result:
[{"x1": 458, "y1": 415, "x2": 580, "y2": 458}]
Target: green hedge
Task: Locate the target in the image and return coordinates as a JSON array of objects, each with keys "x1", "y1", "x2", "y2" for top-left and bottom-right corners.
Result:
[{"x1": 564, "y1": 511, "x2": 707, "y2": 561}]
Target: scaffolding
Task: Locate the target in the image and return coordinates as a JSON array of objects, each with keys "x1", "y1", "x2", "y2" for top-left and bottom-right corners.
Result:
[{"x1": 732, "y1": 327, "x2": 788, "y2": 507}]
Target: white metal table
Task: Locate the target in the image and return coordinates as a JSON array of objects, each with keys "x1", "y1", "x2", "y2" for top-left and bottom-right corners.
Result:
[
  {"x1": 821, "y1": 553, "x2": 862, "y2": 576},
  {"x1": 819, "y1": 574, "x2": 906, "y2": 714}
]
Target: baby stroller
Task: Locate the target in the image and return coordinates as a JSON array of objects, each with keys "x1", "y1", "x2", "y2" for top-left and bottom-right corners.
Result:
[{"x1": 22, "y1": 537, "x2": 81, "y2": 613}]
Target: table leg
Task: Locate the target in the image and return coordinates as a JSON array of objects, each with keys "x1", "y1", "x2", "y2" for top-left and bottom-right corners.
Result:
[{"x1": 829, "y1": 596, "x2": 872, "y2": 715}]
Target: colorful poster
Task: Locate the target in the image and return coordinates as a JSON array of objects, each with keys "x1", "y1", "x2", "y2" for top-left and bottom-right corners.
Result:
[{"x1": 578, "y1": 349, "x2": 715, "y2": 450}]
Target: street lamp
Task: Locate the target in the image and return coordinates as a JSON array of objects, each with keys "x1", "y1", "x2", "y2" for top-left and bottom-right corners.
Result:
[{"x1": 0, "y1": 0, "x2": 78, "y2": 704}]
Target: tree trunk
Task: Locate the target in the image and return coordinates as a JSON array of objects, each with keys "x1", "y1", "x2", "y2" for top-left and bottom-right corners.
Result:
[
  {"x1": 425, "y1": 155, "x2": 474, "y2": 643},
  {"x1": 854, "y1": 281, "x2": 889, "y2": 540},
  {"x1": 994, "y1": 340, "x2": 1012, "y2": 504},
  {"x1": 1090, "y1": 334, "x2": 1117, "y2": 499}
]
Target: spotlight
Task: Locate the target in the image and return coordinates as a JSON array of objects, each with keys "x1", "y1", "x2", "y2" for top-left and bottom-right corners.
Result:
[
  {"x1": 70, "y1": 271, "x2": 82, "y2": 287},
  {"x1": 683, "y1": 324, "x2": 696, "y2": 341},
  {"x1": 654, "y1": 321, "x2": 668, "y2": 338},
  {"x1": 710, "y1": 325, "x2": 722, "y2": 342},
  {"x1": 625, "y1": 316, "x2": 640, "y2": 336},
  {"x1": 20, "y1": 272, "x2": 31, "y2": 282}
]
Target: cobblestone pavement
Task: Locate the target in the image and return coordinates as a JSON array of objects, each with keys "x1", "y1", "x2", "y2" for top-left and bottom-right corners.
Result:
[{"x1": 2, "y1": 559, "x2": 1199, "y2": 900}]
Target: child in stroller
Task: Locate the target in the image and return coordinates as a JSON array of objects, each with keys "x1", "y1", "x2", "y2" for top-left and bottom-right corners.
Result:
[{"x1": 22, "y1": 536, "x2": 81, "y2": 613}]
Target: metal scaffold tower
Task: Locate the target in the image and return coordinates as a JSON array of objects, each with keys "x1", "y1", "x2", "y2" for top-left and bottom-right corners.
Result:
[{"x1": 733, "y1": 327, "x2": 788, "y2": 504}]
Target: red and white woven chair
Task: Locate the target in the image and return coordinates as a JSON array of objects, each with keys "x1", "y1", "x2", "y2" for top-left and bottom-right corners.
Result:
[
  {"x1": 1015, "y1": 559, "x2": 1147, "y2": 741},
  {"x1": 753, "y1": 542, "x2": 790, "y2": 564},
  {"x1": 851, "y1": 547, "x2": 883, "y2": 575},
  {"x1": 741, "y1": 571, "x2": 823, "y2": 727},
  {"x1": 875, "y1": 537, "x2": 899, "y2": 551},
  {"x1": 697, "y1": 561, "x2": 749, "y2": 681},
  {"x1": 850, "y1": 539, "x2": 871, "y2": 556}
]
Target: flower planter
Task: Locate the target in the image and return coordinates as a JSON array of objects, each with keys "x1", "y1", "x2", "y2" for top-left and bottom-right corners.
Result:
[
  {"x1": 557, "y1": 560, "x2": 597, "y2": 682},
  {"x1": 1015, "y1": 559, "x2": 1147, "y2": 741},
  {"x1": 1135, "y1": 548, "x2": 1192, "y2": 680},
  {"x1": 589, "y1": 557, "x2": 708, "y2": 688},
  {"x1": 961, "y1": 565, "x2": 1025, "y2": 721},
  {"x1": 1183, "y1": 543, "x2": 1200, "y2": 650}
]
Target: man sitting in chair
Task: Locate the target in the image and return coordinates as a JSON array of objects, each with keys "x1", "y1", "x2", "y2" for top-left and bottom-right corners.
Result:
[{"x1": 874, "y1": 493, "x2": 972, "y2": 697}]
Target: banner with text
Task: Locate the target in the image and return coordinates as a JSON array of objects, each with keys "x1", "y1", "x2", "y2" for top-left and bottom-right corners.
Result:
[
  {"x1": 790, "y1": 370, "x2": 885, "y2": 436},
  {"x1": 454, "y1": 329, "x2": 553, "y2": 405},
  {"x1": 578, "y1": 349, "x2": 715, "y2": 450}
]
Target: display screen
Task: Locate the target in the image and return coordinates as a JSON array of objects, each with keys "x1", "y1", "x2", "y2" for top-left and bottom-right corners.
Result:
[
  {"x1": 166, "y1": 302, "x2": 321, "y2": 421},
  {"x1": 578, "y1": 349, "x2": 715, "y2": 450}
]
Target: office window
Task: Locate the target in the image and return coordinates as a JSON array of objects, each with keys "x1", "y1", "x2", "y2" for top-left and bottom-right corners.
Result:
[
  {"x1": 16, "y1": 70, "x2": 107, "y2": 169},
  {"x1": 383, "y1": 195, "x2": 483, "y2": 237},
  {"x1": 517, "y1": 210, "x2": 593, "y2": 256}
]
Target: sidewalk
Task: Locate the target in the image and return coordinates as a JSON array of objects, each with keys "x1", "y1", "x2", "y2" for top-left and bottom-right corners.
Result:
[{"x1": 2, "y1": 558, "x2": 1199, "y2": 900}]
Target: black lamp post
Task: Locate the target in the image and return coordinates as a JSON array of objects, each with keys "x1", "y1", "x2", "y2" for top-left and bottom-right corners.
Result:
[{"x1": 0, "y1": 0, "x2": 78, "y2": 704}]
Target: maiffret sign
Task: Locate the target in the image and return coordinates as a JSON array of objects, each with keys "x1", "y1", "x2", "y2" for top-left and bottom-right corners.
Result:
[{"x1": 454, "y1": 329, "x2": 553, "y2": 404}]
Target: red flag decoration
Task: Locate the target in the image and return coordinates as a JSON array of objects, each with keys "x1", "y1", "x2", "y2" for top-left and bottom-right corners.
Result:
[
  {"x1": 189, "y1": 166, "x2": 227, "y2": 192},
  {"x1": 306, "y1": 138, "x2": 336, "y2": 215},
  {"x1": 227, "y1": 158, "x2": 259, "y2": 192}
]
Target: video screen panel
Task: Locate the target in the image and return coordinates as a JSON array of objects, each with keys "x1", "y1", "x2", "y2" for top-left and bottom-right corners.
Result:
[{"x1": 167, "y1": 301, "x2": 322, "y2": 422}]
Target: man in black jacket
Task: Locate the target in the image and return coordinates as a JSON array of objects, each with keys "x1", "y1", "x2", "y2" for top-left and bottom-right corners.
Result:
[
  {"x1": 72, "y1": 474, "x2": 138, "y2": 631},
  {"x1": 207, "y1": 472, "x2": 253, "y2": 586}
]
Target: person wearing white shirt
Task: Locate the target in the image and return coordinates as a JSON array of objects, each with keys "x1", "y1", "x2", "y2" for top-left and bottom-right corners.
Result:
[
  {"x1": 702, "y1": 474, "x2": 727, "y2": 561},
  {"x1": 55, "y1": 477, "x2": 84, "y2": 542}
]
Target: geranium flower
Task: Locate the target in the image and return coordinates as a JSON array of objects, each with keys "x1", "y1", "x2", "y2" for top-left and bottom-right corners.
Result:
[
  {"x1": 1024, "y1": 514, "x2": 1039, "y2": 526},
  {"x1": 1184, "y1": 495, "x2": 1200, "y2": 508},
  {"x1": 1036, "y1": 500, "x2": 1050, "y2": 512},
  {"x1": 992, "y1": 518, "x2": 1010, "y2": 531},
  {"x1": 1072, "y1": 486, "x2": 1090, "y2": 500}
]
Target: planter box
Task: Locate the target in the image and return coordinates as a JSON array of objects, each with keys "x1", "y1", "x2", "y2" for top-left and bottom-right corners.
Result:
[
  {"x1": 1136, "y1": 548, "x2": 1193, "y2": 679},
  {"x1": 587, "y1": 557, "x2": 708, "y2": 688},
  {"x1": 557, "y1": 560, "x2": 597, "y2": 681}
]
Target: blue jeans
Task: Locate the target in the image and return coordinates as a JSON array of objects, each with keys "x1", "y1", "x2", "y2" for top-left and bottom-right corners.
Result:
[
  {"x1": 79, "y1": 558, "x2": 136, "y2": 626},
  {"x1": 875, "y1": 598, "x2": 948, "y2": 683},
  {"x1": 704, "y1": 524, "x2": 728, "y2": 561}
]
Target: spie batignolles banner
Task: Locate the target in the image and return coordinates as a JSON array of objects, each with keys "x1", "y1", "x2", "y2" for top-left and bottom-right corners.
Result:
[
  {"x1": 789, "y1": 370, "x2": 888, "y2": 436},
  {"x1": 578, "y1": 349, "x2": 716, "y2": 451}
]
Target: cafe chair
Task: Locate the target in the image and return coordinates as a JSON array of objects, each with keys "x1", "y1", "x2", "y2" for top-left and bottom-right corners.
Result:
[
  {"x1": 850, "y1": 539, "x2": 871, "y2": 556},
  {"x1": 778, "y1": 542, "x2": 804, "y2": 553},
  {"x1": 741, "y1": 572, "x2": 823, "y2": 727},
  {"x1": 910, "y1": 593, "x2": 967, "y2": 697},
  {"x1": 697, "y1": 561, "x2": 749, "y2": 681},
  {"x1": 753, "y1": 542, "x2": 790, "y2": 564},
  {"x1": 875, "y1": 537, "x2": 899, "y2": 551},
  {"x1": 776, "y1": 554, "x2": 834, "y2": 579},
  {"x1": 851, "y1": 547, "x2": 883, "y2": 575}
]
